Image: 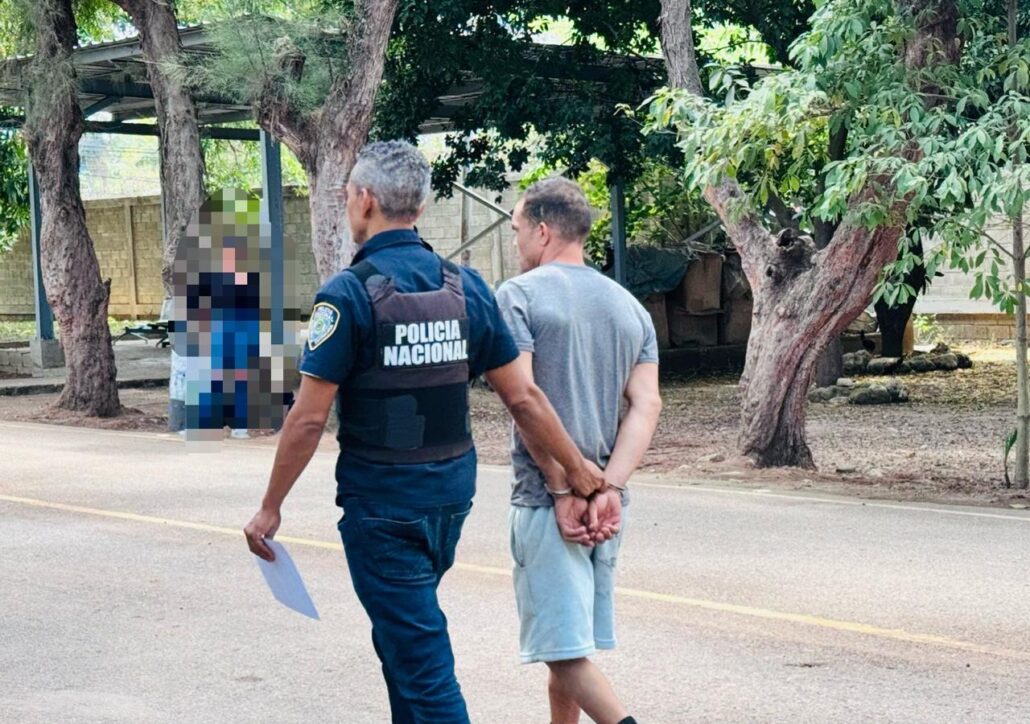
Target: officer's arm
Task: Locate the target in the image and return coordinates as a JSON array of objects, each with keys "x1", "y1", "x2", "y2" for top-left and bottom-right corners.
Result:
[
  {"x1": 507, "y1": 352, "x2": 567, "y2": 488},
  {"x1": 244, "y1": 373, "x2": 337, "y2": 560},
  {"x1": 485, "y1": 359, "x2": 604, "y2": 497},
  {"x1": 604, "y1": 362, "x2": 662, "y2": 490}
]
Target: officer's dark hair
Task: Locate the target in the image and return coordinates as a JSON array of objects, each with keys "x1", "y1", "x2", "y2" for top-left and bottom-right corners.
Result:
[
  {"x1": 349, "y1": 140, "x2": 431, "y2": 221},
  {"x1": 520, "y1": 177, "x2": 593, "y2": 242}
]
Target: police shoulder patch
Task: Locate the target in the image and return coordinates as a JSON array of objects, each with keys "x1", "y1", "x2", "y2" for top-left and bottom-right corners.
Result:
[{"x1": 308, "y1": 302, "x2": 341, "y2": 351}]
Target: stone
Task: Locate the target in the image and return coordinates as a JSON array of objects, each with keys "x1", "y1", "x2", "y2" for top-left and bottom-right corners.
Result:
[
  {"x1": 849, "y1": 384, "x2": 892, "y2": 405},
  {"x1": 895, "y1": 359, "x2": 912, "y2": 374},
  {"x1": 867, "y1": 468, "x2": 885, "y2": 478},
  {"x1": 828, "y1": 395, "x2": 850, "y2": 407},
  {"x1": 836, "y1": 465, "x2": 858, "y2": 474},
  {"x1": 866, "y1": 357, "x2": 901, "y2": 375},
  {"x1": 884, "y1": 379, "x2": 910, "y2": 403},
  {"x1": 930, "y1": 353, "x2": 959, "y2": 371},
  {"x1": 808, "y1": 387, "x2": 838, "y2": 403},
  {"x1": 843, "y1": 350, "x2": 872, "y2": 375},
  {"x1": 907, "y1": 355, "x2": 937, "y2": 373},
  {"x1": 698, "y1": 453, "x2": 726, "y2": 464},
  {"x1": 835, "y1": 378, "x2": 856, "y2": 389},
  {"x1": 956, "y1": 352, "x2": 974, "y2": 369}
]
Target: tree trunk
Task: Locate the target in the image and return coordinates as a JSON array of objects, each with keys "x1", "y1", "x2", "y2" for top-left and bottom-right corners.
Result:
[
  {"x1": 22, "y1": 0, "x2": 119, "y2": 417},
  {"x1": 659, "y1": 0, "x2": 959, "y2": 468},
  {"x1": 112, "y1": 0, "x2": 206, "y2": 431},
  {"x1": 814, "y1": 337, "x2": 844, "y2": 387},
  {"x1": 306, "y1": 135, "x2": 362, "y2": 278},
  {"x1": 712, "y1": 194, "x2": 906, "y2": 468},
  {"x1": 1013, "y1": 204, "x2": 1027, "y2": 489},
  {"x1": 875, "y1": 297, "x2": 917, "y2": 358},
  {"x1": 112, "y1": 0, "x2": 205, "y2": 298},
  {"x1": 255, "y1": 0, "x2": 398, "y2": 283},
  {"x1": 1008, "y1": 0, "x2": 1027, "y2": 489},
  {"x1": 875, "y1": 235, "x2": 927, "y2": 358}
]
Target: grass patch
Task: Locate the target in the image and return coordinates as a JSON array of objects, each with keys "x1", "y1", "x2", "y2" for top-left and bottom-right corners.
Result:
[{"x1": 0, "y1": 318, "x2": 157, "y2": 343}]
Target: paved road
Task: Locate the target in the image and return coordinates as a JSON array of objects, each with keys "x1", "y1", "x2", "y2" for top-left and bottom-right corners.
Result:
[{"x1": 2, "y1": 420, "x2": 1029, "y2": 723}]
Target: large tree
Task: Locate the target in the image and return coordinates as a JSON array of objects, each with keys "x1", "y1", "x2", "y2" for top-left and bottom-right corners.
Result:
[
  {"x1": 199, "y1": 0, "x2": 399, "y2": 282},
  {"x1": 655, "y1": 0, "x2": 964, "y2": 467},
  {"x1": 109, "y1": 0, "x2": 204, "y2": 303},
  {"x1": 21, "y1": 0, "x2": 120, "y2": 415},
  {"x1": 107, "y1": 0, "x2": 205, "y2": 431}
]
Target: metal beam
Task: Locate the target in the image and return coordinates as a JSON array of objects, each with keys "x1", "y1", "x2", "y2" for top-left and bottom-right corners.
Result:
[
  {"x1": 82, "y1": 96, "x2": 118, "y2": 117},
  {"x1": 445, "y1": 215, "x2": 508, "y2": 261},
  {"x1": 78, "y1": 77, "x2": 236, "y2": 108},
  {"x1": 0, "y1": 115, "x2": 261, "y2": 141},
  {"x1": 28, "y1": 164, "x2": 54, "y2": 341},
  {"x1": 260, "y1": 130, "x2": 285, "y2": 346},
  {"x1": 451, "y1": 182, "x2": 512, "y2": 219},
  {"x1": 69, "y1": 26, "x2": 210, "y2": 66},
  {"x1": 610, "y1": 179, "x2": 627, "y2": 286}
]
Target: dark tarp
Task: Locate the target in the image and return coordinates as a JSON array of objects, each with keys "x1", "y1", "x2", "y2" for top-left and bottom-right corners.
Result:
[{"x1": 603, "y1": 246, "x2": 692, "y2": 298}]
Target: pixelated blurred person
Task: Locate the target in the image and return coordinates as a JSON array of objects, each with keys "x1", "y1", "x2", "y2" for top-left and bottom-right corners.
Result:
[{"x1": 172, "y1": 189, "x2": 298, "y2": 443}]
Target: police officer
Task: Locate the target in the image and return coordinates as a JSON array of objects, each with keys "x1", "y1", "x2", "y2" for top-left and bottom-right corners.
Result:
[{"x1": 244, "y1": 140, "x2": 604, "y2": 723}]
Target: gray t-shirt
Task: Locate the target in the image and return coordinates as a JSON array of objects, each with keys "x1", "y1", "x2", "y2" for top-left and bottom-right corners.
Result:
[{"x1": 495, "y1": 262, "x2": 659, "y2": 507}]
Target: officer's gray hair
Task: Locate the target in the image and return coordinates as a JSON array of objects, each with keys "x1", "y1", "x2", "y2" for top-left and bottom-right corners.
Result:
[
  {"x1": 349, "y1": 140, "x2": 431, "y2": 220},
  {"x1": 520, "y1": 177, "x2": 593, "y2": 242}
]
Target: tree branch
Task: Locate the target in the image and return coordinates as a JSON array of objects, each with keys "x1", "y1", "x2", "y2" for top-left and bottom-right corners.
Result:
[
  {"x1": 661, "y1": 0, "x2": 774, "y2": 288},
  {"x1": 766, "y1": 190, "x2": 798, "y2": 231},
  {"x1": 254, "y1": 36, "x2": 319, "y2": 172},
  {"x1": 813, "y1": 119, "x2": 849, "y2": 249},
  {"x1": 659, "y1": 0, "x2": 704, "y2": 97},
  {"x1": 323, "y1": 0, "x2": 399, "y2": 142}
]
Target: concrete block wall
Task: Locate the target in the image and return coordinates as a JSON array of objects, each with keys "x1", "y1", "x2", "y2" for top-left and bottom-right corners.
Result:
[
  {"x1": 933, "y1": 313, "x2": 1027, "y2": 343},
  {"x1": 0, "y1": 230, "x2": 35, "y2": 318},
  {"x1": 0, "y1": 345, "x2": 32, "y2": 375},
  {"x1": 131, "y1": 201, "x2": 165, "y2": 308},
  {"x1": 0, "y1": 184, "x2": 520, "y2": 321}
]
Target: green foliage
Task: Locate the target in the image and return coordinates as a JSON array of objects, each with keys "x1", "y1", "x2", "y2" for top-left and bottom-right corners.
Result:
[
  {"x1": 1004, "y1": 427, "x2": 1018, "y2": 487},
  {"x1": 0, "y1": 117, "x2": 28, "y2": 253},
  {"x1": 912, "y1": 313, "x2": 947, "y2": 345},
  {"x1": 202, "y1": 136, "x2": 308, "y2": 193},
  {"x1": 373, "y1": 1, "x2": 665, "y2": 197},
  {"x1": 693, "y1": 0, "x2": 814, "y2": 65},
  {"x1": 184, "y1": 1, "x2": 357, "y2": 117},
  {"x1": 518, "y1": 157, "x2": 724, "y2": 264},
  {"x1": 645, "y1": 0, "x2": 1030, "y2": 315}
]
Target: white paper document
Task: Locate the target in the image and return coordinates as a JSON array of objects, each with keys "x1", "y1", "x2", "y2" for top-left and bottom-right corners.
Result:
[{"x1": 255, "y1": 539, "x2": 320, "y2": 620}]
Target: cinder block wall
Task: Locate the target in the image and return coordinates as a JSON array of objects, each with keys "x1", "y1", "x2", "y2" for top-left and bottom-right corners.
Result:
[{"x1": 0, "y1": 185, "x2": 520, "y2": 320}]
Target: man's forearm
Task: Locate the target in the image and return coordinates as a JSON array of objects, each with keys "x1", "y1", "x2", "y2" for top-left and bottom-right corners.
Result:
[
  {"x1": 516, "y1": 423, "x2": 567, "y2": 489},
  {"x1": 261, "y1": 415, "x2": 325, "y2": 509},
  {"x1": 604, "y1": 403, "x2": 660, "y2": 489},
  {"x1": 508, "y1": 385, "x2": 585, "y2": 479}
]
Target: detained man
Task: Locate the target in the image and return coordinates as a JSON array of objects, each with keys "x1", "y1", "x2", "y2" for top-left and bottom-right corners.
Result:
[{"x1": 496, "y1": 177, "x2": 662, "y2": 724}]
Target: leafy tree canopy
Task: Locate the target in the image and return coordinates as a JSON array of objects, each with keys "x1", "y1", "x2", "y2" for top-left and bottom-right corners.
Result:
[{"x1": 647, "y1": 0, "x2": 1029, "y2": 311}]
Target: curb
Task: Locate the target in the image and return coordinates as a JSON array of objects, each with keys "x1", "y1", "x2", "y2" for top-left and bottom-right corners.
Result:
[{"x1": 0, "y1": 377, "x2": 169, "y2": 397}]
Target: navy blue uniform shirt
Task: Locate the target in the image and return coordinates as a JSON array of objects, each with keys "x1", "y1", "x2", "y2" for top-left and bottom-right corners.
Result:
[{"x1": 299, "y1": 228, "x2": 520, "y2": 507}]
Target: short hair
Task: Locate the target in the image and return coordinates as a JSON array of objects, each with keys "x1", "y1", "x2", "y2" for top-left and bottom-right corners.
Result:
[
  {"x1": 349, "y1": 140, "x2": 431, "y2": 220},
  {"x1": 520, "y1": 177, "x2": 593, "y2": 241}
]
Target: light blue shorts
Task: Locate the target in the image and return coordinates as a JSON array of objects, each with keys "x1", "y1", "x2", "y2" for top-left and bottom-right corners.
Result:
[{"x1": 509, "y1": 504, "x2": 626, "y2": 664}]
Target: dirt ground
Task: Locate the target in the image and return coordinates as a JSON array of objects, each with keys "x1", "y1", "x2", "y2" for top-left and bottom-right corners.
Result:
[{"x1": 3, "y1": 344, "x2": 1028, "y2": 508}]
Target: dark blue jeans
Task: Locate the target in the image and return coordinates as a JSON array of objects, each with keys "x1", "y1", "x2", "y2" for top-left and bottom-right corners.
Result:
[{"x1": 338, "y1": 498, "x2": 473, "y2": 724}]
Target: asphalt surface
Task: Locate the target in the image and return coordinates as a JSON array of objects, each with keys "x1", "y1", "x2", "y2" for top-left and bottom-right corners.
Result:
[{"x1": 1, "y1": 420, "x2": 1029, "y2": 723}]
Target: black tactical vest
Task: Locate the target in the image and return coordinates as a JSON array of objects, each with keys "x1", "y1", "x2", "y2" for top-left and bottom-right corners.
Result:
[{"x1": 338, "y1": 257, "x2": 473, "y2": 464}]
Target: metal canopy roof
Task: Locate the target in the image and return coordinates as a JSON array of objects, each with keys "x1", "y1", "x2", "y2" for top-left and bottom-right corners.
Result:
[{"x1": 0, "y1": 24, "x2": 666, "y2": 139}]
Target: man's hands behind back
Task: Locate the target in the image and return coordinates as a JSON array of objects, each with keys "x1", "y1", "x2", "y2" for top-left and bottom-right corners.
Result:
[{"x1": 553, "y1": 487, "x2": 622, "y2": 547}]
